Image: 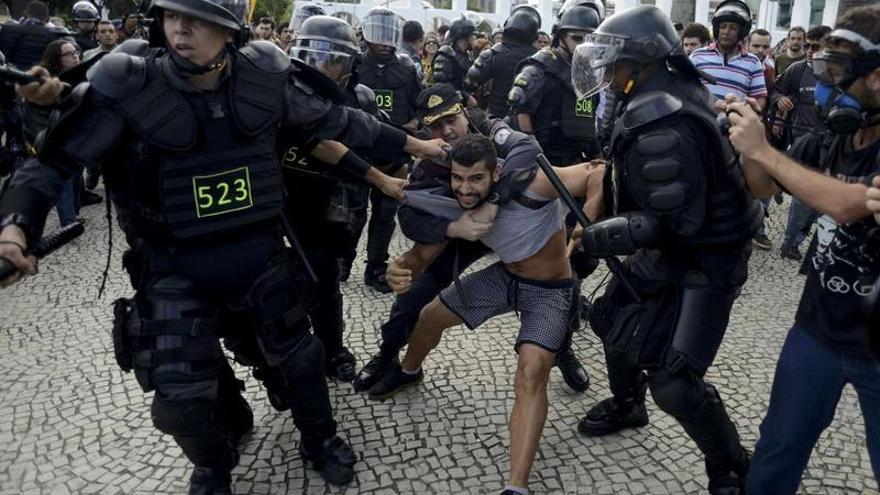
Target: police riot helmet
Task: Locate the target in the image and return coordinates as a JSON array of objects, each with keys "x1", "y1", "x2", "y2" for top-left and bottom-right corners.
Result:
[
  {"x1": 72, "y1": 1, "x2": 100, "y2": 22},
  {"x1": 711, "y1": 0, "x2": 752, "y2": 42},
  {"x1": 292, "y1": 15, "x2": 359, "y2": 87},
  {"x1": 553, "y1": 0, "x2": 602, "y2": 37},
  {"x1": 447, "y1": 15, "x2": 476, "y2": 43},
  {"x1": 503, "y1": 4, "x2": 541, "y2": 43},
  {"x1": 150, "y1": 0, "x2": 249, "y2": 33},
  {"x1": 361, "y1": 7, "x2": 403, "y2": 48},
  {"x1": 289, "y1": 2, "x2": 326, "y2": 32},
  {"x1": 571, "y1": 5, "x2": 679, "y2": 98}
]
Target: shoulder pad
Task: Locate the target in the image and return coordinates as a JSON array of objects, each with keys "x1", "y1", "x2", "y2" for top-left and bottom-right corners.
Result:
[
  {"x1": 396, "y1": 52, "x2": 417, "y2": 71},
  {"x1": 354, "y1": 83, "x2": 377, "y2": 114},
  {"x1": 509, "y1": 63, "x2": 544, "y2": 107},
  {"x1": 531, "y1": 48, "x2": 557, "y2": 68},
  {"x1": 475, "y1": 48, "x2": 493, "y2": 66},
  {"x1": 438, "y1": 45, "x2": 455, "y2": 56},
  {"x1": 490, "y1": 42, "x2": 505, "y2": 54},
  {"x1": 86, "y1": 52, "x2": 147, "y2": 100},
  {"x1": 290, "y1": 57, "x2": 345, "y2": 103},
  {"x1": 622, "y1": 90, "x2": 683, "y2": 132},
  {"x1": 238, "y1": 40, "x2": 290, "y2": 74},
  {"x1": 113, "y1": 38, "x2": 152, "y2": 57}
]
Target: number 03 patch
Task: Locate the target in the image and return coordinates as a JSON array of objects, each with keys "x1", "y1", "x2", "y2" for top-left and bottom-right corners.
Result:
[{"x1": 192, "y1": 167, "x2": 253, "y2": 218}]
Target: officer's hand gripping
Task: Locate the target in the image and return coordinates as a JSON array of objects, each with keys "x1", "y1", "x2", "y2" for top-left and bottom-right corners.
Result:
[
  {"x1": 14, "y1": 66, "x2": 66, "y2": 107},
  {"x1": 0, "y1": 225, "x2": 37, "y2": 288}
]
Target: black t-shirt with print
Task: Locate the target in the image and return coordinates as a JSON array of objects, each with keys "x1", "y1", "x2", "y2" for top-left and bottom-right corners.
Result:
[{"x1": 790, "y1": 133, "x2": 880, "y2": 358}]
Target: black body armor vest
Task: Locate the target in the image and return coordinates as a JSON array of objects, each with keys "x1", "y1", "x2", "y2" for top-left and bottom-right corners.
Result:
[{"x1": 358, "y1": 53, "x2": 419, "y2": 125}]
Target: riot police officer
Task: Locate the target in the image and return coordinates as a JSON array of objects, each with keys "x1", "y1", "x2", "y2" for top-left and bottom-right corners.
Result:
[
  {"x1": 0, "y1": 0, "x2": 444, "y2": 491},
  {"x1": 289, "y1": 2, "x2": 326, "y2": 36},
  {"x1": 463, "y1": 5, "x2": 540, "y2": 118},
  {"x1": 571, "y1": 6, "x2": 762, "y2": 493},
  {"x1": 71, "y1": 1, "x2": 99, "y2": 52},
  {"x1": 353, "y1": 7, "x2": 423, "y2": 292},
  {"x1": 0, "y1": 0, "x2": 67, "y2": 70},
  {"x1": 432, "y1": 15, "x2": 476, "y2": 99},
  {"x1": 279, "y1": 15, "x2": 407, "y2": 382},
  {"x1": 508, "y1": 0, "x2": 602, "y2": 166}
]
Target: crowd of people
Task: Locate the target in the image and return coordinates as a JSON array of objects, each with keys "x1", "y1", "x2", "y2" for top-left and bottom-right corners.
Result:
[{"x1": 0, "y1": 0, "x2": 878, "y2": 494}]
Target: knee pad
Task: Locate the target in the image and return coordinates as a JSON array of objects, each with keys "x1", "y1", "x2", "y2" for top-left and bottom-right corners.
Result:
[
  {"x1": 648, "y1": 369, "x2": 715, "y2": 420},
  {"x1": 152, "y1": 397, "x2": 218, "y2": 437},
  {"x1": 277, "y1": 331, "x2": 326, "y2": 381}
]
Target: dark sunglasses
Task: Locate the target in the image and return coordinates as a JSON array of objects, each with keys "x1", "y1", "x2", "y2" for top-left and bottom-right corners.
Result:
[
  {"x1": 568, "y1": 34, "x2": 585, "y2": 43},
  {"x1": 806, "y1": 43, "x2": 822, "y2": 51}
]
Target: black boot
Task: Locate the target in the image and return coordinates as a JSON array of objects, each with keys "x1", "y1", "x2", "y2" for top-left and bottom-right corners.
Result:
[
  {"x1": 326, "y1": 348, "x2": 357, "y2": 382},
  {"x1": 188, "y1": 467, "x2": 232, "y2": 495},
  {"x1": 300, "y1": 435, "x2": 357, "y2": 485},
  {"x1": 81, "y1": 189, "x2": 103, "y2": 206},
  {"x1": 364, "y1": 262, "x2": 392, "y2": 293},
  {"x1": 706, "y1": 449, "x2": 750, "y2": 495},
  {"x1": 218, "y1": 364, "x2": 254, "y2": 446},
  {"x1": 338, "y1": 258, "x2": 353, "y2": 283},
  {"x1": 353, "y1": 351, "x2": 397, "y2": 392},
  {"x1": 252, "y1": 366, "x2": 291, "y2": 412},
  {"x1": 577, "y1": 396, "x2": 649, "y2": 436},
  {"x1": 556, "y1": 347, "x2": 589, "y2": 393}
]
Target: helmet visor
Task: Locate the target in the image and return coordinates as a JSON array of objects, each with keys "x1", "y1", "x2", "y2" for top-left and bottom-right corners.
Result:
[
  {"x1": 290, "y1": 5, "x2": 325, "y2": 32},
  {"x1": 362, "y1": 14, "x2": 403, "y2": 47},
  {"x1": 292, "y1": 46, "x2": 354, "y2": 79},
  {"x1": 812, "y1": 50, "x2": 856, "y2": 86},
  {"x1": 571, "y1": 33, "x2": 625, "y2": 99}
]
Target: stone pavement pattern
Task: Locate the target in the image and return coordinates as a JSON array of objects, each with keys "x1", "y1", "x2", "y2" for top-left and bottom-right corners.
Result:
[{"x1": 0, "y1": 194, "x2": 877, "y2": 495}]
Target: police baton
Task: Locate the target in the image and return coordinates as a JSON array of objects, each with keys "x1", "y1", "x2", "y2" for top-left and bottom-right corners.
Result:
[
  {"x1": 279, "y1": 213, "x2": 318, "y2": 284},
  {"x1": 0, "y1": 221, "x2": 85, "y2": 281},
  {"x1": 533, "y1": 153, "x2": 641, "y2": 303},
  {"x1": 0, "y1": 64, "x2": 43, "y2": 86}
]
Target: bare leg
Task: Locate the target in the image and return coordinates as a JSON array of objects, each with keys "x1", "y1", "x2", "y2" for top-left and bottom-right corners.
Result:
[
  {"x1": 400, "y1": 297, "x2": 463, "y2": 372},
  {"x1": 508, "y1": 344, "x2": 556, "y2": 488}
]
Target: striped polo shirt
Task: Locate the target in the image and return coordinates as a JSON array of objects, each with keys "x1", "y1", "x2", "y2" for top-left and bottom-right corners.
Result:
[{"x1": 690, "y1": 42, "x2": 768, "y2": 101}]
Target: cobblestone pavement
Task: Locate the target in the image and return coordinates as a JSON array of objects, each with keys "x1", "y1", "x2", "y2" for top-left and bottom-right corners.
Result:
[{"x1": 0, "y1": 193, "x2": 877, "y2": 495}]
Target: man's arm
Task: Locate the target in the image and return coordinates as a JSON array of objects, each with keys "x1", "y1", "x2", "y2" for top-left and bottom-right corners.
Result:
[{"x1": 729, "y1": 101, "x2": 872, "y2": 224}]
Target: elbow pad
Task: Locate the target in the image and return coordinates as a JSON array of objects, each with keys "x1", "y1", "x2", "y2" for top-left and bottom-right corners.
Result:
[
  {"x1": 581, "y1": 212, "x2": 661, "y2": 257},
  {"x1": 487, "y1": 167, "x2": 537, "y2": 205}
]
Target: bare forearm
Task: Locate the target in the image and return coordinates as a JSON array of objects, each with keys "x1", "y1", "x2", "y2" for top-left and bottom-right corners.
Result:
[
  {"x1": 754, "y1": 146, "x2": 870, "y2": 224},
  {"x1": 741, "y1": 155, "x2": 780, "y2": 198},
  {"x1": 400, "y1": 242, "x2": 446, "y2": 279},
  {"x1": 517, "y1": 114, "x2": 534, "y2": 134}
]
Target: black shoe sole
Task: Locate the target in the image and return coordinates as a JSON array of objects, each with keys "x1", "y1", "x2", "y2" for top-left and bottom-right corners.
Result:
[
  {"x1": 302, "y1": 458, "x2": 355, "y2": 486},
  {"x1": 577, "y1": 415, "x2": 649, "y2": 437},
  {"x1": 368, "y1": 376, "x2": 423, "y2": 400}
]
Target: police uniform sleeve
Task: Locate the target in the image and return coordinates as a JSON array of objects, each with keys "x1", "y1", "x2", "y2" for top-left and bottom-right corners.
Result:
[
  {"x1": 0, "y1": 86, "x2": 125, "y2": 242},
  {"x1": 620, "y1": 115, "x2": 708, "y2": 237},
  {"x1": 486, "y1": 121, "x2": 541, "y2": 204},
  {"x1": 507, "y1": 63, "x2": 545, "y2": 115},
  {"x1": 282, "y1": 73, "x2": 408, "y2": 152},
  {"x1": 464, "y1": 49, "x2": 493, "y2": 92},
  {"x1": 398, "y1": 158, "x2": 454, "y2": 243}
]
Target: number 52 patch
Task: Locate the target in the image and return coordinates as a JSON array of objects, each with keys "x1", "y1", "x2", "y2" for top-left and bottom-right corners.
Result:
[{"x1": 192, "y1": 166, "x2": 253, "y2": 218}]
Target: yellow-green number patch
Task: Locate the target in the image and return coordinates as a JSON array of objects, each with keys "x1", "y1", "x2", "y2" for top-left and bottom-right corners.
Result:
[
  {"x1": 192, "y1": 166, "x2": 253, "y2": 218},
  {"x1": 575, "y1": 97, "x2": 594, "y2": 118},
  {"x1": 375, "y1": 89, "x2": 394, "y2": 111}
]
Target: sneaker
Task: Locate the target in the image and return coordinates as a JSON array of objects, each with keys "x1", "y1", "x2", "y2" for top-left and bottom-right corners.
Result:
[
  {"x1": 368, "y1": 363, "x2": 423, "y2": 400},
  {"x1": 326, "y1": 348, "x2": 357, "y2": 382},
  {"x1": 577, "y1": 396, "x2": 649, "y2": 437},
  {"x1": 300, "y1": 435, "x2": 357, "y2": 486},
  {"x1": 188, "y1": 467, "x2": 232, "y2": 495},
  {"x1": 556, "y1": 347, "x2": 589, "y2": 393},
  {"x1": 752, "y1": 233, "x2": 772, "y2": 251},
  {"x1": 706, "y1": 449, "x2": 750, "y2": 495},
  {"x1": 364, "y1": 262, "x2": 392, "y2": 293},
  {"x1": 353, "y1": 351, "x2": 398, "y2": 392},
  {"x1": 779, "y1": 245, "x2": 802, "y2": 260}
]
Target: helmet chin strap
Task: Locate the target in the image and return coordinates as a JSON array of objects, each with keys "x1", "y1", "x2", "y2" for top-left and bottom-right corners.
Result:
[
  {"x1": 623, "y1": 66, "x2": 640, "y2": 96},
  {"x1": 169, "y1": 45, "x2": 229, "y2": 76}
]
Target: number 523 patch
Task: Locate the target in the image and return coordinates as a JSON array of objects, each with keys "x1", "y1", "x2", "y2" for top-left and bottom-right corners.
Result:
[{"x1": 192, "y1": 167, "x2": 253, "y2": 218}]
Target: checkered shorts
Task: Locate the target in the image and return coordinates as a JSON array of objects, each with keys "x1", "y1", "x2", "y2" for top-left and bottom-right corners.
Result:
[{"x1": 438, "y1": 262, "x2": 575, "y2": 353}]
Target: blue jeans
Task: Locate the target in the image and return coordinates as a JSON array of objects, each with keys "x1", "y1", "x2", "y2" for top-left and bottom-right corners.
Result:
[
  {"x1": 55, "y1": 174, "x2": 81, "y2": 227},
  {"x1": 748, "y1": 326, "x2": 880, "y2": 494},
  {"x1": 782, "y1": 196, "x2": 817, "y2": 250}
]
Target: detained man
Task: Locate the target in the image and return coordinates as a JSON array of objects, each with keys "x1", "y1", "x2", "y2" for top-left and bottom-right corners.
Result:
[{"x1": 370, "y1": 134, "x2": 604, "y2": 494}]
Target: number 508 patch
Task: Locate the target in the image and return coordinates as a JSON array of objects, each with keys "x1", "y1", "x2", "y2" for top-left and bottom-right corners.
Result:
[{"x1": 192, "y1": 167, "x2": 253, "y2": 218}]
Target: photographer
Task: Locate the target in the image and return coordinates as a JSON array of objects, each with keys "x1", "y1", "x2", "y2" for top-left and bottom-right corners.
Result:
[{"x1": 726, "y1": 6, "x2": 880, "y2": 492}]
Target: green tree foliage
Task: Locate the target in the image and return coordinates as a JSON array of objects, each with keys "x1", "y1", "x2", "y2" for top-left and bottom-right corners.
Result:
[{"x1": 253, "y1": 0, "x2": 291, "y2": 26}]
